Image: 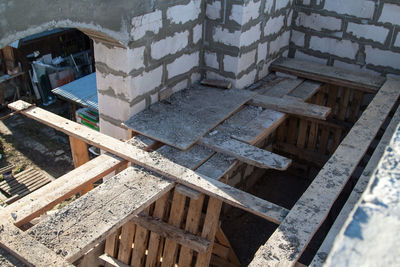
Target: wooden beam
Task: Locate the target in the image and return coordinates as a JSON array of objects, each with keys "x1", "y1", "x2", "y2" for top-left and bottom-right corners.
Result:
[
  {"x1": 28, "y1": 167, "x2": 174, "y2": 263},
  {"x1": 0, "y1": 220, "x2": 73, "y2": 267},
  {"x1": 132, "y1": 213, "x2": 210, "y2": 253},
  {"x1": 199, "y1": 133, "x2": 291, "y2": 170},
  {"x1": 4, "y1": 153, "x2": 126, "y2": 227},
  {"x1": 249, "y1": 94, "x2": 331, "y2": 120},
  {"x1": 99, "y1": 254, "x2": 130, "y2": 267},
  {"x1": 249, "y1": 78, "x2": 400, "y2": 266},
  {"x1": 69, "y1": 136, "x2": 90, "y2": 168},
  {"x1": 9, "y1": 100, "x2": 289, "y2": 224},
  {"x1": 270, "y1": 58, "x2": 385, "y2": 93}
]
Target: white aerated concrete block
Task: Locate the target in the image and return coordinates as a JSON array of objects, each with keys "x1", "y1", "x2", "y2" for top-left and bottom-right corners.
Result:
[
  {"x1": 269, "y1": 31, "x2": 290, "y2": 55},
  {"x1": 94, "y1": 43, "x2": 145, "y2": 74},
  {"x1": 206, "y1": 1, "x2": 222, "y2": 20},
  {"x1": 310, "y1": 36, "x2": 358, "y2": 60},
  {"x1": 213, "y1": 26, "x2": 241, "y2": 47},
  {"x1": 205, "y1": 51, "x2": 219, "y2": 69},
  {"x1": 237, "y1": 49, "x2": 256, "y2": 73},
  {"x1": 259, "y1": 60, "x2": 272, "y2": 78},
  {"x1": 242, "y1": 0, "x2": 262, "y2": 25},
  {"x1": 347, "y1": 23, "x2": 389, "y2": 44},
  {"x1": 365, "y1": 46, "x2": 400, "y2": 69},
  {"x1": 395, "y1": 33, "x2": 400, "y2": 48},
  {"x1": 264, "y1": 15, "x2": 285, "y2": 36},
  {"x1": 295, "y1": 51, "x2": 328, "y2": 64},
  {"x1": 131, "y1": 66, "x2": 163, "y2": 99},
  {"x1": 206, "y1": 71, "x2": 235, "y2": 84},
  {"x1": 167, "y1": 0, "x2": 201, "y2": 24},
  {"x1": 99, "y1": 119, "x2": 129, "y2": 140},
  {"x1": 151, "y1": 31, "x2": 189, "y2": 60},
  {"x1": 257, "y1": 41, "x2": 268, "y2": 63},
  {"x1": 379, "y1": 3, "x2": 400, "y2": 26},
  {"x1": 96, "y1": 72, "x2": 130, "y2": 99},
  {"x1": 98, "y1": 94, "x2": 131, "y2": 122},
  {"x1": 240, "y1": 22, "x2": 261, "y2": 47},
  {"x1": 296, "y1": 12, "x2": 342, "y2": 31},
  {"x1": 131, "y1": 10, "x2": 163, "y2": 40},
  {"x1": 230, "y1": 4, "x2": 243, "y2": 24},
  {"x1": 171, "y1": 79, "x2": 189, "y2": 94},
  {"x1": 324, "y1": 0, "x2": 375, "y2": 19},
  {"x1": 275, "y1": 0, "x2": 290, "y2": 11},
  {"x1": 291, "y1": 30, "x2": 305, "y2": 47},
  {"x1": 223, "y1": 55, "x2": 238, "y2": 73},
  {"x1": 167, "y1": 52, "x2": 199, "y2": 78},
  {"x1": 265, "y1": 0, "x2": 274, "y2": 13},
  {"x1": 235, "y1": 69, "x2": 257, "y2": 88},
  {"x1": 193, "y1": 23, "x2": 202, "y2": 44}
]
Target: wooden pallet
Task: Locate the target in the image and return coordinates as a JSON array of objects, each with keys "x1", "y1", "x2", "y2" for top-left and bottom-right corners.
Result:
[{"x1": 0, "y1": 167, "x2": 53, "y2": 204}]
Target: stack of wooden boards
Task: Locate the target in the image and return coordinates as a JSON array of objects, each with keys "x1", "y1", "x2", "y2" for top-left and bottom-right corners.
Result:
[{"x1": 1, "y1": 57, "x2": 398, "y2": 267}]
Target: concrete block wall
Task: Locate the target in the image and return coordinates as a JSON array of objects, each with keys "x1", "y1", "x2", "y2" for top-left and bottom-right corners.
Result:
[
  {"x1": 204, "y1": 0, "x2": 294, "y2": 88},
  {"x1": 290, "y1": 0, "x2": 400, "y2": 76},
  {"x1": 94, "y1": 0, "x2": 204, "y2": 139}
]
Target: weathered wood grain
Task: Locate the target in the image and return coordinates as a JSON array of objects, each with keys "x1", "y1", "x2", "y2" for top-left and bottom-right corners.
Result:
[
  {"x1": 249, "y1": 94, "x2": 331, "y2": 120},
  {"x1": 123, "y1": 87, "x2": 254, "y2": 150},
  {"x1": 270, "y1": 58, "x2": 385, "y2": 92},
  {"x1": 199, "y1": 133, "x2": 291, "y2": 170},
  {"x1": 4, "y1": 153, "x2": 126, "y2": 227},
  {"x1": 9, "y1": 100, "x2": 289, "y2": 224},
  {"x1": 28, "y1": 167, "x2": 174, "y2": 263},
  {"x1": 249, "y1": 78, "x2": 400, "y2": 266}
]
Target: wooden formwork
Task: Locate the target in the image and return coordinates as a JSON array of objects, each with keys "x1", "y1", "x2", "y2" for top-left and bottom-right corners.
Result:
[{"x1": 0, "y1": 57, "x2": 398, "y2": 267}]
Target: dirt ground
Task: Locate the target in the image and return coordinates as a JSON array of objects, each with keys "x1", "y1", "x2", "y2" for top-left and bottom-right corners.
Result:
[{"x1": 0, "y1": 100, "x2": 74, "y2": 180}]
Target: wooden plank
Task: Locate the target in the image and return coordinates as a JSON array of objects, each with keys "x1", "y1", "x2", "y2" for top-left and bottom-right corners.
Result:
[
  {"x1": 195, "y1": 153, "x2": 237, "y2": 181},
  {"x1": 200, "y1": 79, "x2": 232, "y2": 89},
  {"x1": 273, "y1": 142, "x2": 329, "y2": 167},
  {"x1": 145, "y1": 193, "x2": 170, "y2": 267},
  {"x1": 348, "y1": 90, "x2": 364, "y2": 123},
  {"x1": 123, "y1": 87, "x2": 255, "y2": 150},
  {"x1": 249, "y1": 94, "x2": 331, "y2": 120},
  {"x1": 9, "y1": 100, "x2": 289, "y2": 224},
  {"x1": 231, "y1": 109, "x2": 286, "y2": 145},
  {"x1": 0, "y1": 220, "x2": 73, "y2": 267},
  {"x1": 117, "y1": 221, "x2": 135, "y2": 264},
  {"x1": 4, "y1": 153, "x2": 126, "y2": 227},
  {"x1": 100, "y1": 254, "x2": 130, "y2": 267},
  {"x1": 215, "y1": 226, "x2": 241, "y2": 265},
  {"x1": 199, "y1": 133, "x2": 292, "y2": 170},
  {"x1": 132, "y1": 213, "x2": 210, "y2": 253},
  {"x1": 160, "y1": 189, "x2": 187, "y2": 267},
  {"x1": 104, "y1": 229, "x2": 121, "y2": 267},
  {"x1": 130, "y1": 207, "x2": 150, "y2": 267},
  {"x1": 178, "y1": 194, "x2": 205, "y2": 266},
  {"x1": 249, "y1": 78, "x2": 400, "y2": 266},
  {"x1": 69, "y1": 136, "x2": 92, "y2": 195},
  {"x1": 311, "y1": 103, "x2": 400, "y2": 267},
  {"x1": 260, "y1": 78, "x2": 304, "y2": 97},
  {"x1": 195, "y1": 197, "x2": 223, "y2": 267},
  {"x1": 288, "y1": 80, "x2": 323, "y2": 101},
  {"x1": 270, "y1": 58, "x2": 385, "y2": 93},
  {"x1": 28, "y1": 167, "x2": 174, "y2": 263}
]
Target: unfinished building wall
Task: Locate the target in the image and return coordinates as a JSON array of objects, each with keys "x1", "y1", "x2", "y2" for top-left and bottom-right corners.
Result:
[
  {"x1": 290, "y1": 0, "x2": 400, "y2": 76},
  {"x1": 204, "y1": 0, "x2": 294, "y2": 88},
  {"x1": 94, "y1": 0, "x2": 204, "y2": 139}
]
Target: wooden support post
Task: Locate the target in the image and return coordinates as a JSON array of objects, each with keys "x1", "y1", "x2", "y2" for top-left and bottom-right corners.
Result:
[
  {"x1": 69, "y1": 136, "x2": 92, "y2": 195},
  {"x1": 195, "y1": 197, "x2": 223, "y2": 266}
]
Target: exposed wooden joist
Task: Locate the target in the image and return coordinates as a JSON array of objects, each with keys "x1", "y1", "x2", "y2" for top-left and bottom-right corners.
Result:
[
  {"x1": 249, "y1": 78, "x2": 400, "y2": 266},
  {"x1": 249, "y1": 94, "x2": 331, "y2": 120},
  {"x1": 270, "y1": 58, "x2": 385, "y2": 93},
  {"x1": 132, "y1": 213, "x2": 210, "y2": 253},
  {"x1": 9, "y1": 100, "x2": 289, "y2": 225},
  {"x1": 4, "y1": 153, "x2": 126, "y2": 227}
]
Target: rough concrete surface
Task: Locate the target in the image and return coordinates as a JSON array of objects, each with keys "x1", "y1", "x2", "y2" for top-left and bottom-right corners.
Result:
[{"x1": 325, "y1": 124, "x2": 400, "y2": 266}]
